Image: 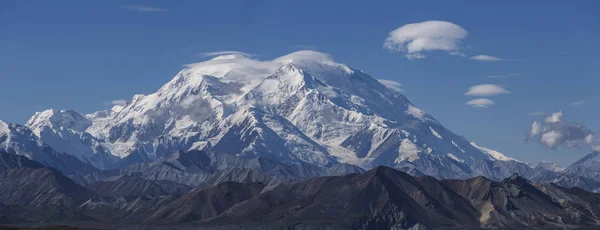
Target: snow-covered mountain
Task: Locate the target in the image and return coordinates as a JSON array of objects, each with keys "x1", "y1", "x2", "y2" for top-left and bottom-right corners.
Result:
[
  {"x1": 24, "y1": 51, "x2": 517, "y2": 178},
  {"x1": 0, "y1": 120, "x2": 98, "y2": 176},
  {"x1": 564, "y1": 151, "x2": 600, "y2": 180},
  {"x1": 533, "y1": 161, "x2": 565, "y2": 172},
  {"x1": 25, "y1": 109, "x2": 117, "y2": 169}
]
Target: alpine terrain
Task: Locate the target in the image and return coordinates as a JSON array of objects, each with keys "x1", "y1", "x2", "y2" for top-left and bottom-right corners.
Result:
[
  {"x1": 1, "y1": 51, "x2": 600, "y2": 229},
  {"x1": 20, "y1": 51, "x2": 515, "y2": 178}
]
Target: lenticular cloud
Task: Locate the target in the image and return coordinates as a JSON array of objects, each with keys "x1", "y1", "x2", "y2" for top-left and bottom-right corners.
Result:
[{"x1": 384, "y1": 21, "x2": 468, "y2": 59}]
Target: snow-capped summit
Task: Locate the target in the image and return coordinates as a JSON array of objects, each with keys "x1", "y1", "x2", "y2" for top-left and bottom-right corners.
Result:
[
  {"x1": 26, "y1": 109, "x2": 91, "y2": 133},
  {"x1": 24, "y1": 109, "x2": 116, "y2": 169},
  {"x1": 0, "y1": 120, "x2": 97, "y2": 175},
  {"x1": 564, "y1": 151, "x2": 600, "y2": 180},
  {"x1": 25, "y1": 50, "x2": 495, "y2": 176},
  {"x1": 1, "y1": 120, "x2": 48, "y2": 161}
]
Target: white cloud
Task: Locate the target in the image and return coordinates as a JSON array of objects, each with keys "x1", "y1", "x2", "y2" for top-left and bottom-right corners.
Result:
[
  {"x1": 121, "y1": 5, "x2": 166, "y2": 12},
  {"x1": 569, "y1": 100, "x2": 585, "y2": 106},
  {"x1": 383, "y1": 21, "x2": 468, "y2": 59},
  {"x1": 464, "y1": 84, "x2": 510, "y2": 97},
  {"x1": 530, "y1": 121, "x2": 543, "y2": 136},
  {"x1": 449, "y1": 51, "x2": 467, "y2": 57},
  {"x1": 111, "y1": 99, "x2": 128, "y2": 106},
  {"x1": 485, "y1": 73, "x2": 523, "y2": 79},
  {"x1": 544, "y1": 111, "x2": 563, "y2": 123},
  {"x1": 466, "y1": 98, "x2": 495, "y2": 108},
  {"x1": 406, "y1": 53, "x2": 426, "y2": 60},
  {"x1": 528, "y1": 111, "x2": 600, "y2": 151},
  {"x1": 585, "y1": 135, "x2": 600, "y2": 151},
  {"x1": 200, "y1": 51, "x2": 253, "y2": 58},
  {"x1": 377, "y1": 79, "x2": 404, "y2": 93},
  {"x1": 469, "y1": 55, "x2": 503, "y2": 61},
  {"x1": 540, "y1": 130, "x2": 564, "y2": 149}
]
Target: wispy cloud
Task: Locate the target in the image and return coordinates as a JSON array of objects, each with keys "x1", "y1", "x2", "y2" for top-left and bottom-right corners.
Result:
[
  {"x1": 528, "y1": 111, "x2": 547, "y2": 116},
  {"x1": 485, "y1": 73, "x2": 523, "y2": 79},
  {"x1": 465, "y1": 84, "x2": 510, "y2": 97},
  {"x1": 377, "y1": 79, "x2": 404, "y2": 93},
  {"x1": 469, "y1": 55, "x2": 503, "y2": 62},
  {"x1": 449, "y1": 51, "x2": 467, "y2": 57},
  {"x1": 200, "y1": 51, "x2": 253, "y2": 58},
  {"x1": 569, "y1": 100, "x2": 585, "y2": 106},
  {"x1": 383, "y1": 21, "x2": 468, "y2": 59},
  {"x1": 121, "y1": 5, "x2": 166, "y2": 13},
  {"x1": 104, "y1": 99, "x2": 128, "y2": 106},
  {"x1": 466, "y1": 98, "x2": 495, "y2": 108},
  {"x1": 111, "y1": 99, "x2": 128, "y2": 106},
  {"x1": 470, "y1": 55, "x2": 530, "y2": 62}
]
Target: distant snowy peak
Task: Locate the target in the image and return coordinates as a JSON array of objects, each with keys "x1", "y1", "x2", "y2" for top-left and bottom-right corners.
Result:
[
  {"x1": 0, "y1": 121, "x2": 9, "y2": 136},
  {"x1": 533, "y1": 161, "x2": 564, "y2": 172},
  {"x1": 26, "y1": 109, "x2": 91, "y2": 132},
  {"x1": 470, "y1": 142, "x2": 517, "y2": 162},
  {"x1": 24, "y1": 109, "x2": 117, "y2": 169},
  {"x1": 564, "y1": 151, "x2": 600, "y2": 179},
  {"x1": 0, "y1": 120, "x2": 53, "y2": 161}
]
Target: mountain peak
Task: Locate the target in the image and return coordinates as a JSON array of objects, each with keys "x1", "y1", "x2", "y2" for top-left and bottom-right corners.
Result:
[
  {"x1": 0, "y1": 120, "x2": 9, "y2": 135},
  {"x1": 273, "y1": 50, "x2": 354, "y2": 74},
  {"x1": 533, "y1": 161, "x2": 564, "y2": 172},
  {"x1": 570, "y1": 151, "x2": 600, "y2": 167},
  {"x1": 26, "y1": 109, "x2": 91, "y2": 132},
  {"x1": 19, "y1": 51, "x2": 496, "y2": 175}
]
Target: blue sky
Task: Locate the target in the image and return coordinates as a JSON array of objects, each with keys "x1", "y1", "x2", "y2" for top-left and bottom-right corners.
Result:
[{"x1": 1, "y1": 1, "x2": 599, "y2": 165}]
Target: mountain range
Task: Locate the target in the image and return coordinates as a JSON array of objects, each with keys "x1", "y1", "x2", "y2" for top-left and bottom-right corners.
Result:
[
  {"x1": 4, "y1": 51, "x2": 527, "y2": 173},
  {"x1": 1, "y1": 151, "x2": 600, "y2": 229},
  {"x1": 2, "y1": 50, "x2": 600, "y2": 228}
]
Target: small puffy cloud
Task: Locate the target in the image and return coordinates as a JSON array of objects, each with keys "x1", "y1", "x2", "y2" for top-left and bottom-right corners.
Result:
[
  {"x1": 121, "y1": 5, "x2": 166, "y2": 12},
  {"x1": 383, "y1": 21, "x2": 468, "y2": 59},
  {"x1": 528, "y1": 111, "x2": 600, "y2": 151},
  {"x1": 540, "y1": 130, "x2": 564, "y2": 148},
  {"x1": 466, "y1": 98, "x2": 495, "y2": 108},
  {"x1": 585, "y1": 135, "x2": 600, "y2": 151},
  {"x1": 485, "y1": 73, "x2": 523, "y2": 79},
  {"x1": 465, "y1": 84, "x2": 510, "y2": 97},
  {"x1": 469, "y1": 55, "x2": 503, "y2": 61},
  {"x1": 103, "y1": 99, "x2": 128, "y2": 107},
  {"x1": 544, "y1": 111, "x2": 563, "y2": 123},
  {"x1": 377, "y1": 79, "x2": 404, "y2": 93},
  {"x1": 569, "y1": 100, "x2": 585, "y2": 106}
]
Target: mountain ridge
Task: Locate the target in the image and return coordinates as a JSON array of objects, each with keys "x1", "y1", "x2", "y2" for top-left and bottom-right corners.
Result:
[{"x1": 22, "y1": 51, "x2": 504, "y2": 180}]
